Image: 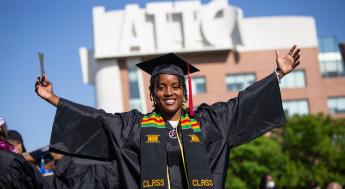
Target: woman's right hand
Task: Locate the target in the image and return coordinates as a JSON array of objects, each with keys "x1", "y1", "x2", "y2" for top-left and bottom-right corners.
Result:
[{"x1": 35, "y1": 75, "x2": 60, "y2": 106}]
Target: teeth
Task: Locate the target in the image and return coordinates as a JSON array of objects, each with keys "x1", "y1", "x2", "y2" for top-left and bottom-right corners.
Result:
[{"x1": 164, "y1": 99, "x2": 175, "y2": 104}]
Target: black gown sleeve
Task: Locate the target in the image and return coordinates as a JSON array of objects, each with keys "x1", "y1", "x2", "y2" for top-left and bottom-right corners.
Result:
[
  {"x1": 49, "y1": 98, "x2": 142, "y2": 160},
  {"x1": 196, "y1": 72, "x2": 287, "y2": 148},
  {"x1": 53, "y1": 156, "x2": 119, "y2": 189}
]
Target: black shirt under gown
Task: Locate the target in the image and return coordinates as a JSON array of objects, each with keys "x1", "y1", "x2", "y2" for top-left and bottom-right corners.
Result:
[{"x1": 49, "y1": 73, "x2": 286, "y2": 189}]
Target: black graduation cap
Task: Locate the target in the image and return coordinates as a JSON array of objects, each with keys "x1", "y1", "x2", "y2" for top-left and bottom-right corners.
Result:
[
  {"x1": 136, "y1": 53, "x2": 199, "y2": 76},
  {"x1": 136, "y1": 53, "x2": 199, "y2": 116}
]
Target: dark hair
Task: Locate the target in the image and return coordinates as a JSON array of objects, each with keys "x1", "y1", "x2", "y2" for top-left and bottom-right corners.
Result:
[
  {"x1": 0, "y1": 122, "x2": 8, "y2": 141},
  {"x1": 149, "y1": 74, "x2": 188, "y2": 109}
]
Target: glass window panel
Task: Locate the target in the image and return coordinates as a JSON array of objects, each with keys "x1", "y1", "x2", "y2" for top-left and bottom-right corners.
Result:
[
  {"x1": 320, "y1": 61, "x2": 326, "y2": 73},
  {"x1": 328, "y1": 97, "x2": 345, "y2": 114},
  {"x1": 339, "y1": 98, "x2": 345, "y2": 109},
  {"x1": 330, "y1": 99, "x2": 336, "y2": 107},
  {"x1": 300, "y1": 102, "x2": 309, "y2": 115},
  {"x1": 129, "y1": 82, "x2": 140, "y2": 99},
  {"x1": 318, "y1": 37, "x2": 339, "y2": 53},
  {"x1": 130, "y1": 99, "x2": 142, "y2": 111},
  {"x1": 282, "y1": 100, "x2": 309, "y2": 117},
  {"x1": 225, "y1": 73, "x2": 256, "y2": 91},
  {"x1": 327, "y1": 61, "x2": 338, "y2": 72},
  {"x1": 191, "y1": 76, "x2": 206, "y2": 95},
  {"x1": 196, "y1": 83, "x2": 206, "y2": 93},
  {"x1": 247, "y1": 74, "x2": 255, "y2": 81},
  {"x1": 295, "y1": 72, "x2": 305, "y2": 87},
  {"x1": 339, "y1": 61, "x2": 344, "y2": 70},
  {"x1": 128, "y1": 70, "x2": 138, "y2": 81},
  {"x1": 128, "y1": 67, "x2": 142, "y2": 111},
  {"x1": 318, "y1": 37, "x2": 345, "y2": 77},
  {"x1": 323, "y1": 38, "x2": 335, "y2": 52},
  {"x1": 321, "y1": 61, "x2": 345, "y2": 77},
  {"x1": 280, "y1": 70, "x2": 306, "y2": 89}
]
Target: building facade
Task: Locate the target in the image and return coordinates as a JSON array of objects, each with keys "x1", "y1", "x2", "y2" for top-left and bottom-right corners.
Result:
[{"x1": 79, "y1": 0, "x2": 345, "y2": 118}]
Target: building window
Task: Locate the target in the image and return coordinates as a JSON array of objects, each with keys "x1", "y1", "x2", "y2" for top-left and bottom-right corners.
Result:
[
  {"x1": 128, "y1": 67, "x2": 143, "y2": 111},
  {"x1": 282, "y1": 100, "x2": 309, "y2": 117},
  {"x1": 280, "y1": 70, "x2": 306, "y2": 88},
  {"x1": 191, "y1": 76, "x2": 206, "y2": 95},
  {"x1": 328, "y1": 97, "x2": 345, "y2": 114},
  {"x1": 319, "y1": 37, "x2": 339, "y2": 53},
  {"x1": 225, "y1": 73, "x2": 256, "y2": 91},
  {"x1": 320, "y1": 60, "x2": 345, "y2": 77},
  {"x1": 318, "y1": 37, "x2": 345, "y2": 77}
]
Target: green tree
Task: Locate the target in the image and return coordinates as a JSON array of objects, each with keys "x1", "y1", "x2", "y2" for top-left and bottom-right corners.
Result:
[
  {"x1": 225, "y1": 115, "x2": 345, "y2": 189},
  {"x1": 226, "y1": 136, "x2": 287, "y2": 189},
  {"x1": 281, "y1": 114, "x2": 345, "y2": 187}
]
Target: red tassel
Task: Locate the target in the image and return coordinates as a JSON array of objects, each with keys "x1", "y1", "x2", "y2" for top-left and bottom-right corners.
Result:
[{"x1": 187, "y1": 64, "x2": 194, "y2": 116}]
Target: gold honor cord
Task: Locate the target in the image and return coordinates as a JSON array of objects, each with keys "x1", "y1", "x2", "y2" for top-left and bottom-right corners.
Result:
[
  {"x1": 167, "y1": 167, "x2": 171, "y2": 189},
  {"x1": 176, "y1": 126, "x2": 191, "y2": 189}
]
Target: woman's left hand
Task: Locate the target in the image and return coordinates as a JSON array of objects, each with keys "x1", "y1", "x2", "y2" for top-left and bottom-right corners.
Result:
[{"x1": 275, "y1": 45, "x2": 301, "y2": 78}]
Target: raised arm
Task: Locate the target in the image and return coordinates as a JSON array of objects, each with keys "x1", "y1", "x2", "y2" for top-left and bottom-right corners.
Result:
[
  {"x1": 34, "y1": 74, "x2": 113, "y2": 159},
  {"x1": 198, "y1": 45, "x2": 301, "y2": 148},
  {"x1": 34, "y1": 74, "x2": 142, "y2": 160},
  {"x1": 35, "y1": 75, "x2": 60, "y2": 107}
]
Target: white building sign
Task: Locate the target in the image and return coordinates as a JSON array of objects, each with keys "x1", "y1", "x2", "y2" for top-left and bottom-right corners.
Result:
[
  {"x1": 92, "y1": 0, "x2": 244, "y2": 58},
  {"x1": 80, "y1": 0, "x2": 318, "y2": 113}
]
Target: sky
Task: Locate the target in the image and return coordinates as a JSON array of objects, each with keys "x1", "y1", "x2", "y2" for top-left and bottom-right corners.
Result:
[{"x1": 1, "y1": 0, "x2": 345, "y2": 152}]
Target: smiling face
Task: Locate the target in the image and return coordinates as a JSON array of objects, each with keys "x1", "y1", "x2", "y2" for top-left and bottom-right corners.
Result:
[{"x1": 153, "y1": 74, "x2": 185, "y2": 120}]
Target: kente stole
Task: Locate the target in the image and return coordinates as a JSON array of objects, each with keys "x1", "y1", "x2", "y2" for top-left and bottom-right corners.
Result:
[{"x1": 140, "y1": 112, "x2": 214, "y2": 189}]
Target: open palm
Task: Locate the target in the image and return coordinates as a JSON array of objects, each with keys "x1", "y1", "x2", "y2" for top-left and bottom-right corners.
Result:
[{"x1": 275, "y1": 45, "x2": 301, "y2": 78}]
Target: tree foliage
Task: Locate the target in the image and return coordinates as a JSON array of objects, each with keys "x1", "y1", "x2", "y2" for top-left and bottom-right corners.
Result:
[{"x1": 225, "y1": 114, "x2": 345, "y2": 189}]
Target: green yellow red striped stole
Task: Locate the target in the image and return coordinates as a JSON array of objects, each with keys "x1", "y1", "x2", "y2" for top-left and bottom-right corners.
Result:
[
  {"x1": 140, "y1": 111, "x2": 214, "y2": 189},
  {"x1": 141, "y1": 112, "x2": 165, "y2": 128},
  {"x1": 141, "y1": 112, "x2": 201, "y2": 132},
  {"x1": 180, "y1": 114, "x2": 201, "y2": 132}
]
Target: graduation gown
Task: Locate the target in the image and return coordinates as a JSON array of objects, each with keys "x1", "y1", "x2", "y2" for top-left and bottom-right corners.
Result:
[
  {"x1": 0, "y1": 150, "x2": 46, "y2": 189},
  {"x1": 49, "y1": 73, "x2": 286, "y2": 189},
  {"x1": 53, "y1": 156, "x2": 119, "y2": 189}
]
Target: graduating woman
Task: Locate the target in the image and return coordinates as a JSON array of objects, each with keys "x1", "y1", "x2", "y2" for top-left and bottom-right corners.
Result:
[{"x1": 35, "y1": 45, "x2": 301, "y2": 189}]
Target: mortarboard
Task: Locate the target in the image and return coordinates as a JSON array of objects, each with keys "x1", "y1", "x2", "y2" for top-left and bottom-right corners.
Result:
[
  {"x1": 0, "y1": 117, "x2": 5, "y2": 127},
  {"x1": 136, "y1": 53, "x2": 199, "y2": 76},
  {"x1": 136, "y1": 53, "x2": 199, "y2": 116}
]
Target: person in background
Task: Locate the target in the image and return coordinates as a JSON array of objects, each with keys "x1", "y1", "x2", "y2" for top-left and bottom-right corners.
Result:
[
  {"x1": 312, "y1": 185, "x2": 322, "y2": 189},
  {"x1": 0, "y1": 117, "x2": 15, "y2": 153},
  {"x1": 327, "y1": 182, "x2": 342, "y2": 189},
  {"x1": 7, "y1": 130, "x2": 36, "y2": 164},
  {"x1": 0, "y1": 117, "x2": 46, "y2": 189},
  {"x1": 259, "y1": 173, "x2": 276, "y2": 189},
  {"x1": 8, "y1": 130, "x2": 27, "y2": 154}
]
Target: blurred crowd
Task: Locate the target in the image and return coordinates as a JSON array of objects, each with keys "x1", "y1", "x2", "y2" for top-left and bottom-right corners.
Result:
[{"x1": 0, "y1": 116, "x2": 344, "y2": 189}]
